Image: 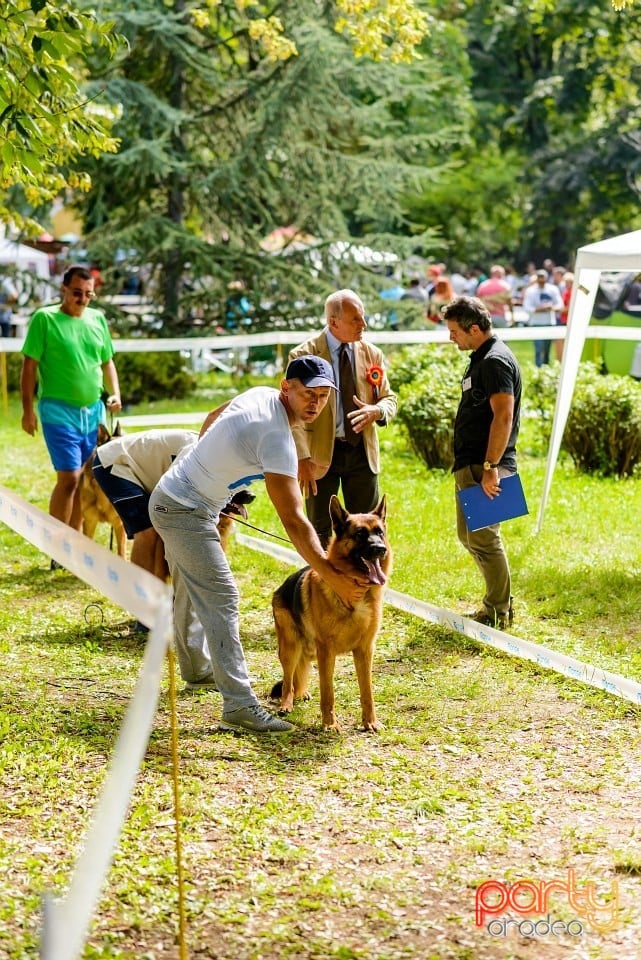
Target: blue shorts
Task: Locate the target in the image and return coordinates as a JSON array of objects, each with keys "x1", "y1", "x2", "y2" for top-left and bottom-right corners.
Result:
[
  {"x1": 41, "y1": 422, "x2": 98, "y2": 472},
  {"x1": 92, "y1": 458, "x2": 151, "y2": 538}
]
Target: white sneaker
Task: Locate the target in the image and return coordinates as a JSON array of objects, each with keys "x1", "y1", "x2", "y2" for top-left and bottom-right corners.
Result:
[{"x1": 219, "y1": 704, "x2": 295, "y2": 734}]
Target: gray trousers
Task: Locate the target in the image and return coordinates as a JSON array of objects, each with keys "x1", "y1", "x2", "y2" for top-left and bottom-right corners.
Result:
[
  {"x1": 149, "y1": 487, "x2": 258, "y2": 710},
  {"x1": 454, "y1": 464, "x2": 512, "y2": 617}
]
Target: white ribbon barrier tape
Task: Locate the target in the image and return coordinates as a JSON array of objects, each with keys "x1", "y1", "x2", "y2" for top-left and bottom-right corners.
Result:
[
  {"x1": 40, "y1": 600, "x2": 173, "y2": 960},
  {"x1": 118, "y1": 411, "x2": 210, "y2": 428},
  {"x1": 0, "y1": 485, "x2": 175, "y2": 960},
  {"x1": 0, "y1": 484, "x2": 170, "y2": 627},
  {"x1": 4, "y1": 323, "x2": 641, "y2": 355},
  {"x1": 235, "y1": 531, "x2": 641, "y2": 707}
]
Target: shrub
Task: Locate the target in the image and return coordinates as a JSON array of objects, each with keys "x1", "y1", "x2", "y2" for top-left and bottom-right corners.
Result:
[
  {"x1": 2, "y1": 352, "x2": 22, "y2": 392},
  {"x1": 523, "y1": 362, "x2": 561, "y2": 454},
  {"x1": 115, "y1": 351, "x2": 197, "y2": 406},
  {"x1": 388, "y1": 342, "x2": 459, "y2": 390},
  {"x1": 3, "y1": 348, "x2": 196, "y2": 407},
  {"x1": 390, "y1": 344, "x2": 464, "y2": 469},
  {"x1": 527, "y1": 362, "x2": 641, "y2": 477}
]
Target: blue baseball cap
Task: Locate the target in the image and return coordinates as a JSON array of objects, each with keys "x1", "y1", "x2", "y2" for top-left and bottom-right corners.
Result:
[{"x1": 285, "y1": 355, "x2": 337, "y2": 389}]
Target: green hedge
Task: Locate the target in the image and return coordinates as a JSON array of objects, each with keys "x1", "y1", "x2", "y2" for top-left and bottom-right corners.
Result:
[
  {"x1": 114, "y1": 351, "x2": 196, "y2": 405},
  {"x1": 3, "y1": 349, "x2": 196, "y2": 407},
  {"x1": 2, "y1": 352, "x2": 22, "y2": 392},
  {"x1": 389, "y1": 344, "x2": 464, "y2": 469},
  {"x1": 527, "y1": 362, "x2": 641, "y2": 477}
]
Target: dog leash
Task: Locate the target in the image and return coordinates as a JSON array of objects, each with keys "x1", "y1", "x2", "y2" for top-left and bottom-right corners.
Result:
[{"x1": 223, "y1": 513, "x2": 292, "y2": 544}]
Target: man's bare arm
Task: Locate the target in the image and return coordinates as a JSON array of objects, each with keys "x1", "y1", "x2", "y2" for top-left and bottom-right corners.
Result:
[
  {"x1": 20, "y1": 356, "x2": 38, "y2": 435},
  {"x1": 264, "y1": 473, "x2": 368, "y2": 608}
]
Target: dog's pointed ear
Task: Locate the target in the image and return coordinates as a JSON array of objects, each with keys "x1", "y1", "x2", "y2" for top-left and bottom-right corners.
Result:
[
  {"x1": 373, "y1": 495, "x2": 386, "y2": 522},
  {"x1": 329, "y1": 495, "x2": 349, "y2": 534},
  {"x1": 97, "y1": 423, "x2": 110, "y2": 445},
  {"x1": 113, "y1": 420, "x2": 123, "y2": 437}
]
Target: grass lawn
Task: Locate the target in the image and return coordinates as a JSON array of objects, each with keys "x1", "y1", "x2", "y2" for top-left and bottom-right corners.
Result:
[{"x1": 1, "y1": 373, "x2": 640, "y2": 960}]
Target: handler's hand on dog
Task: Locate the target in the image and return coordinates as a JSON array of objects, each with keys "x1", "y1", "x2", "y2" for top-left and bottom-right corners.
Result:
[
  {"x1": 328, "y1": 568, "x2": 370, "y2": 609},
  {"x1": 347, "y1": 396, "x2": 382, "y2": 433}
]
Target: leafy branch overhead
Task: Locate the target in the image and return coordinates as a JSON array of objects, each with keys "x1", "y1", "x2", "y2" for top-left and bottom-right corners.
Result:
[
  {"x1": 0, "y1": 0, "x2": 427, "y2": 234},
  {"x1": 0, "y1": 0, "x2": 123, "y2": 230},
  {"x1": 189, "y1": 1, "x2": 428, "y2": 65},
  {"x1": 67, "y1": 0, "x2": 446, "y2": 329}
]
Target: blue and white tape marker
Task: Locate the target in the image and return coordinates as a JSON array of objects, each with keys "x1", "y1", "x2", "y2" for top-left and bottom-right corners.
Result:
[
  {"x1": 0, "y1": 483, "x2": 169, "y2": 628},
  {"x1": 235, "y1": 530, "x2": 641, "y2": 707},
  {"x1": 0, "y1": 485, "x2": 174, "y2": 960}
]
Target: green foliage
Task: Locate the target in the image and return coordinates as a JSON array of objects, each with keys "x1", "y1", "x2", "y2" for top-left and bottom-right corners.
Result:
[
  {"x1": 389, "y1": 344, "x2": 464, "y2": 469},
  {"x1": 528, "y1": 362, "x2": 641, "y2": 476},
  {"x1": 66, "y1": 0, "x2": 464, "y2": 329},
  {"x1": 405, "y1": 143, "x2": 527, "y2": 267},
  {"x1": 115, "y1": 351, "x2": 196, "y2": 406},
  {"x1": 0, "y1": 0, "x2": 122, "y2": 231},
  {"x1": 334, "y1": 0, "x2": 428, "y2": 63},
  {"x1": 461, "y1": 0, "x2": 641, "y2": 261},
  {"x1": 2, "y1": 353, "x2": 23, "y2": 393},
  {"x1": 523, "y1": 362, "x2": 560, "y2": 449}
]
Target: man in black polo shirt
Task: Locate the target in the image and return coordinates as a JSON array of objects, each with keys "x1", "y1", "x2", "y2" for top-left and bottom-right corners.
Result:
[{"x1": 441, "y1": 296, "x2": 522, "y2": 629}]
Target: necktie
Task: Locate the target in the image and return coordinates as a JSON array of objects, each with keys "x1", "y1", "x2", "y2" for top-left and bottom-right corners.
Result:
[{"x1": 339, "y1": 344, "x2": 359, "y2": 446}]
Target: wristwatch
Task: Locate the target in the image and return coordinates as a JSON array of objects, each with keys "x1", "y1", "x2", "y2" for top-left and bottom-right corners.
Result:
[{"x1": 483, "y1": 460, "x2": 500, "y2": 471}]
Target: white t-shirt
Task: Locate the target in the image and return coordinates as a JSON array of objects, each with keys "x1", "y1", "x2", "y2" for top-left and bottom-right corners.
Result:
[
  {"x1": 523, "y1": 282, "x2": 563, "y2": 326},
  {"x1": 158, "y1": 387, "x2": 297, "y2": 515},
  {"x1": 97, "y1": 429, "x2": 198, "y2": 492}
]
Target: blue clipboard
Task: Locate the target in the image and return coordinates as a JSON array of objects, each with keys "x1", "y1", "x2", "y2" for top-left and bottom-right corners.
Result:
[{"x1": 457, "y1": 474, "x2": 528, "y2": 532}]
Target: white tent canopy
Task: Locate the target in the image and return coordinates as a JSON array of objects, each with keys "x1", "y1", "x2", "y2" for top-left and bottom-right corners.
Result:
[
  {"x1": 537, "y1": 229, "x2": 641, "y2": 530},
  {"x1": 0, "y1": 238, "x2": 50, "y2": 279}
]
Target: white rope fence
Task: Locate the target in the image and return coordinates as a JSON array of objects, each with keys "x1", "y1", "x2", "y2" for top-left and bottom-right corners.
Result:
[{"x1": 2, "y1": 322, "x2": 641, "y2": 357}]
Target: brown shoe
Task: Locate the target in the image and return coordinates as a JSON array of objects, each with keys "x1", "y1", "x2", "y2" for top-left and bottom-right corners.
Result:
[{"x1": 467, "y1": 608, "x2": 507, "y2": 631}]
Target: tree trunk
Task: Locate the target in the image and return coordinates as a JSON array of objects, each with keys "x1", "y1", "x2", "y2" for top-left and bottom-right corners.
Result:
[{"x1": 162, "y1": 0, "x2": 186, "y2": 330}]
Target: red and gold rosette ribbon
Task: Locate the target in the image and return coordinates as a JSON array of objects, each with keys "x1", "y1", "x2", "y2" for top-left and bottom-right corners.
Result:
[{"x1": 365, "y1": 364, "x2": 384, "y2": 401}]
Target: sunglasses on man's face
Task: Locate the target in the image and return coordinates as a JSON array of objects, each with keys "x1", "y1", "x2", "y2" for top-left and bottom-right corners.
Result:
[{"x1": 66, "y1": 287, "x2": 96, "y2": 299}]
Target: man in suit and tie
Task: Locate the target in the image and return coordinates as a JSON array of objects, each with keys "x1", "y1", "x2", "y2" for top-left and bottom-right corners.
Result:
[{"x1": 288, "y1": 289, "x2": 397, "y2": 544}]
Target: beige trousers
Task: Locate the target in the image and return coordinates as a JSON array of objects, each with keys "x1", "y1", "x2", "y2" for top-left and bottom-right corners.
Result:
[{"x1": 455, "y1": 464, "x2": 513, "y2": 616}]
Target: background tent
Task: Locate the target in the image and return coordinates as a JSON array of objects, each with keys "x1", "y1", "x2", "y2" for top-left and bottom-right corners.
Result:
[
  {"x1": 537, "y1": 229, "x2": 641, "y2": 530},
  {"x1": 0, "y1": 238, "x2": 50, "y2": 279}
]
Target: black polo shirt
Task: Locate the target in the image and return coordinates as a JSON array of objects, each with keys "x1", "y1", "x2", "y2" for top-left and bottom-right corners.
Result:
[{"x1": 453, "y1": 336, "x2": 521, "y2": 472}]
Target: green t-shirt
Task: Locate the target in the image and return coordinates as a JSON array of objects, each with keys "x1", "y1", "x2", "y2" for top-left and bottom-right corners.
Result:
[{"x1": 22, "y1": 304, "x2": 115, "y2": 407}]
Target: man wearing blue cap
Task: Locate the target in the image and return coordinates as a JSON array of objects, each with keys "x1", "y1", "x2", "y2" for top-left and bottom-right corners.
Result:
[{"x1": 149, "y1": 356, "x2": 369, "y2": 735}]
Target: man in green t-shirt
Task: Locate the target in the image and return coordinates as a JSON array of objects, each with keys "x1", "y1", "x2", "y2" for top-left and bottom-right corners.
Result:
[{"x1": 21, "y1": 265, "x2": 121, "y2": 547}]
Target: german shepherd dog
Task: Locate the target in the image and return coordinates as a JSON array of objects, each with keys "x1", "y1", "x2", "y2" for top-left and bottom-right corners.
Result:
[
  {"x1": 271, "y1": 495, "x2": 391, "y2": 732},
  {"x1": 80, "y1": 423, "x2": 127, "y2": 557}
]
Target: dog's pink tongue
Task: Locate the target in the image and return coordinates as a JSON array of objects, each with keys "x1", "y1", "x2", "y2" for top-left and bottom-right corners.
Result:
[{"x1": 363, "y1": 558, "x2": 387, "y2": 585}]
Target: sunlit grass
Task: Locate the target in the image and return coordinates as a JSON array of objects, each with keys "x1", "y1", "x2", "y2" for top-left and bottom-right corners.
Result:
[{"x1": 2, "y1": 382, "x2": 641, "y2": 959}]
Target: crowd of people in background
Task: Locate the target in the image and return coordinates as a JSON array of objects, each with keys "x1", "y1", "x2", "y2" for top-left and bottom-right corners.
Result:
[{"x1": 387, "y1": 259, "x2": 576, "y2": 366}]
